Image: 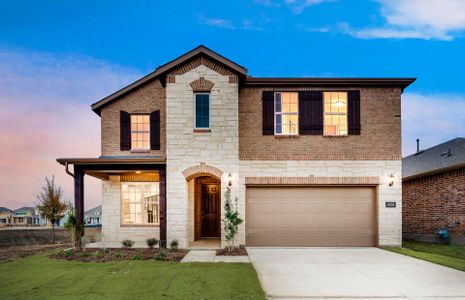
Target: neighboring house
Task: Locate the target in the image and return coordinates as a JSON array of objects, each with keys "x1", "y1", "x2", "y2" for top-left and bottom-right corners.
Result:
[
  {"x1": 57, "y1": 45, "x2": 415, "y2": 248},
  {"x1": 0, "y1": 207, "x2": 12, "y2": 226},
  {"x1": 84, "y1": 205, "x2": 102, "y2": 226},
  {"x1": 11, "y1": 207, "x2": 35, "y2": 226},
  {"x1": 403, "y1": 138, "x2": 465, "y2": 244},
  {"x1": 33, "y1": 208, "x2": 48, "y2": 226}
]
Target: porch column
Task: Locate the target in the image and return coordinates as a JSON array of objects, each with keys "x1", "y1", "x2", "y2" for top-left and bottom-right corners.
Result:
[
  {"x1": 74, "y1": 168, "x2": 84, "y2": 235},
  {"x1": 159, "y1": 168, "x2": 167, "y2": 248}
]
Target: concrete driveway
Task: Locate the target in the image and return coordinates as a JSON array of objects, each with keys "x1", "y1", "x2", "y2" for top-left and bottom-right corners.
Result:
[{"x1": 248, "y1": 247, "x2": 465, "y2": 299}]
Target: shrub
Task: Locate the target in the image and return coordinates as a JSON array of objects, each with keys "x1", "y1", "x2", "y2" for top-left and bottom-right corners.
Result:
[
  {"x1": 93, "y1": 250, "x2": 103, "y2": 259},
  {"x1": 78, "y1": 251, "x2": 90, "y2": 258},
  {"x1": 113, "y1": 251, "x2": 123, "y2": 260},
  {"x1": 154, "y1": 248, "x2": 166, "y2": 261},
  {"x1": 132, "y1": 253, "x2": 142, "y2": 260},
  {"x1": 146, "y1": 238, "x2": 158, "y2": 250},
  {"x1": 64, "y1": 249, "x2": 73, "y2": 257},
  {"x1": 121, "y1": 239, "x2": 134, "y2": 248},
  {"x1": 170, "y1": 239, "x2": 179, "y2": 252}
]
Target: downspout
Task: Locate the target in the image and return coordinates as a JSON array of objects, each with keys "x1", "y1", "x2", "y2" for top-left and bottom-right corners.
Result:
[{"x1": 65, "y1": 162, "x2": 75, "y2": 178}]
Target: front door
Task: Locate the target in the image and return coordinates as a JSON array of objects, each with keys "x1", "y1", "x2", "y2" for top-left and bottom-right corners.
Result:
[{"x1": 201, "y1": 184, "x2": 220, "y2": 238}]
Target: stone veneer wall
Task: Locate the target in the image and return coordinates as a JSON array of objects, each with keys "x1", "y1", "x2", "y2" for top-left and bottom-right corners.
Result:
[
  {"x1": 165, "y1": 65, "x2": 240, "y2": 248},
  {"x1": 101, "y1": 176, "x2": 160, "y2": 248},
  {"x1": 238, "y1": 160, "x2": 403, "y2": 246}
]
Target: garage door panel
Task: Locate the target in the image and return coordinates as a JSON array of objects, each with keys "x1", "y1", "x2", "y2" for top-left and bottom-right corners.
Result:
[{"x1": 246, "y1": 186, "x2": 376, "y2": 247}]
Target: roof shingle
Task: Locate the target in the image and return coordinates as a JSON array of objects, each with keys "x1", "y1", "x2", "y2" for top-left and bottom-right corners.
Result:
[{"x1": 402, "y1": 138, "x2": 465, "y2": 179}]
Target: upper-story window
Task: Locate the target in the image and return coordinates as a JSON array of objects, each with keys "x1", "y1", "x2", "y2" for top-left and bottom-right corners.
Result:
[
  {"x1": 323, "y1": 92, "x2": 348, "y2": 136},
  {"x1": 131, "y1": 115, "x2": 150, "y2": 150},
  {"x1": 275, "y1": 92, "x2": 298, "y2": 135},
  {"x1": 195, "y1": 93, "x2": 210, "y2": 129}
]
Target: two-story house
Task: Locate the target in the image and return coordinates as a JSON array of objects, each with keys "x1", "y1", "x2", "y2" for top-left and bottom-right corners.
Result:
[{"x1": 58, "y1": 46, "x2": 415, "y2": 248}]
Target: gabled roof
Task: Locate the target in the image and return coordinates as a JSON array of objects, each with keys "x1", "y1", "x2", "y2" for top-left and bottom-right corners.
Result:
[
  {"x1": 90, "y1": 45, "x2": 416, "y2": 116},
  {"x1": 13, "y1": 207, "x2": 35, "y2": 214},
  {"x1": 85, "y1": 205, "x2": 102, "y2": 216},
  {"x1": 403, "y1": 138, "x2": 465, "y2": 180},
  {"x1": 0, "y1": 207, "x2": 12, "y2": 213},
  {"x1": 91, "y1": 45, "x2": 247, "y2": 115}
]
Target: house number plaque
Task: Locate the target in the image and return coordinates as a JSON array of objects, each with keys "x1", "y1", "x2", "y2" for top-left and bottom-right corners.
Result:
[{"x1": 385, "y1": 202, "x2": 396, "y2": 208}]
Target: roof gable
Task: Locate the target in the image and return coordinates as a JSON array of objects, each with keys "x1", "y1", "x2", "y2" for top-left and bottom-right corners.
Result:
[
  {"x1": 91, "y1": 45, "x2": 247, "y2": 115},
  {"x1": 403, "y1": 137, "x2": 465, "y2": 179}
]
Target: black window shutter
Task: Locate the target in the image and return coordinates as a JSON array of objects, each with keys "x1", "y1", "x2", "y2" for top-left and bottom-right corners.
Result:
[
  {"x1": 262, "y1": 91, "x2": 274, "y2": 135},
  {"x1": 298, "y1": 91, "x2": 323, "y2": 135},
  {"x1": 348, "y1": 90, "x2": 361, "y2": 135},
  {"x1": 120, "y1": 111, "x2": 131, "y2": 151},
  {"x1": 150, "y1": 110, "x2": 161, "y2": 150}
]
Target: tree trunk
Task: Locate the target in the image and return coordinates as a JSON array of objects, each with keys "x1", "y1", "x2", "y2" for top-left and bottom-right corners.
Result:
[{"x1": 52, "y1": 223, "x2": 55, "y2": 244}]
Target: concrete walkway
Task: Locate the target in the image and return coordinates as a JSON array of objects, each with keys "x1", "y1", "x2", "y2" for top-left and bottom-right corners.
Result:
[
  {"x1": 181, "y1": 250, "x2": 249, "y2": 263},
  {"x1": 248, "y1": 247, "x2": 465, "y2": 299}
]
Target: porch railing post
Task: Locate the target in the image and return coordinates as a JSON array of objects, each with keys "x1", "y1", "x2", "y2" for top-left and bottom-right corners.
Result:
[{"x1": 74, "y1": 168, "x2": 84, "y2": 236}]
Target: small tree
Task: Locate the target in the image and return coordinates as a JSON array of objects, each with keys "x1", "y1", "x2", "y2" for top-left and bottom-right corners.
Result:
[
  {"x1": 222, "y1": 186, "x2": 243, "y2": 252},
  {"x1": 36, "y1": 176, "x2": 68, "y2": 243},
  {"x1": 64, "y1": 206, "x2": 83, "y2": 250}
]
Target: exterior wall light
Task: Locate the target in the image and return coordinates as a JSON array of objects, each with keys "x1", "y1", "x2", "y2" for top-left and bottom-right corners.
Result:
[
  {"x1": 388, "y1": 174, "x2": 395, "y2": 187},
  {"x1": 227, "y1": 173, "x2": 233, "y2": 187}
]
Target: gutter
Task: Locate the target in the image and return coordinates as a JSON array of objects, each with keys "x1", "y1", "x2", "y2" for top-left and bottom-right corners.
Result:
[{"x1": 402, "y1": 162, "x2": 465, "y2": 181}]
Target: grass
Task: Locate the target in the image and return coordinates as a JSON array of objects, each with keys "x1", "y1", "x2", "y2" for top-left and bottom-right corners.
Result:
[
  {"x1": 0, "y1": 252, "x2": 265, "y2": 300},
  {"x1": 383, "y1": 240, "x2": 465, "y2": 272}
]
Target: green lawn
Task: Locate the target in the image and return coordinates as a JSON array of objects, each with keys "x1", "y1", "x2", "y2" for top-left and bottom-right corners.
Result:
[
  {"x1": 0, "y1": 253, "x2": 265, "y2": 300},
  {"x1": 383, "y1": 240, "x2": 465, "y2": 272}
]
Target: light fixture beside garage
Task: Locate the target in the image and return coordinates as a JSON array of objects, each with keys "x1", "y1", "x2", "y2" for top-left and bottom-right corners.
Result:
[{"x1": 388, "y1": 174, "x2": 395, "y2": 187}]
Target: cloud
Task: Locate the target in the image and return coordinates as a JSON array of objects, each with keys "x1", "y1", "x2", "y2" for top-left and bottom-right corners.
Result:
[
  {"x1": 0, "y1": 48, "x2": 141, "y2": 209},
  {"x1": 346, "y1": 0, "x2": 465, "y2": 41},
  {"x1": 284, "y1": 0, "x2": 331, "y2": 14},
  {"x1": 197, "y1": 15, "x2": 265, "y2": 31},
  {"x1": 402, "y1": 92, "x2": 465, "y2": 156},
  {"x1": 197, "y1": 15, "x2": 235, "y2": 29},
  {"x1": 254, "y1": 0, "x2": 331, "y2": 13},
  {"x1": 253, "y1": 0, "x2": 281, "y2": 7}
]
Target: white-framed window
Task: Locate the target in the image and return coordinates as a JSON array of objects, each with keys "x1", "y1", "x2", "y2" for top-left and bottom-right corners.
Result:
[
  {"x1": 274, "y1": 92, "x2": 298, "y2": 135},
  {"x1": 323, "y1": 92, "x2": 348, "y2": 136},
  {"x1": 130, "y1": 114, "x2": 150, "y2": 150},
  {"x1": 121, "y1": 182, "x2": 160, "y2": 225},
  {"x1": 194, "y1": 93, "x2": 210, "y2": 129}
]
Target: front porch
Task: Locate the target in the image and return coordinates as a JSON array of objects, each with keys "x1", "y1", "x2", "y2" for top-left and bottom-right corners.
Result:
[{"x1": 57, "y1": 157, "x2": 167, "y2": 247}]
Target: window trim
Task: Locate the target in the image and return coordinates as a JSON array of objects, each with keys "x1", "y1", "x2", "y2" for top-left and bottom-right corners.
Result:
[
  {"x1": 194, "y1": 93, "x2": 211, "y2": 130},
  {"x1": 120, "y1": 181, "x2": 160, "y2": 227},
  {"x1": 274, "y1": 92, "x2": 299, "y2": 136},
  {"x1": 323, "y1": 91, "x2": 348, "y2": 137},
  {"x1": 130, "y1": 113, "x2": 150, "y2": 151}
]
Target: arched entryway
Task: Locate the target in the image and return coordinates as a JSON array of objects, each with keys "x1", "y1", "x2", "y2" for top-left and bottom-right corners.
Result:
[{"x1": 183, "y1": 163, "x2": 223, "y2": 248}]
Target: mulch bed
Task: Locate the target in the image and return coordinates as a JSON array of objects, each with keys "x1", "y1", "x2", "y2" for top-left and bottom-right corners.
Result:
[
  {"x1": 216, "y1": 245, "x2": 248, "y2": 256},
  {"x1": 50, "y1": 248, "x2": 189, "y2": 262}
]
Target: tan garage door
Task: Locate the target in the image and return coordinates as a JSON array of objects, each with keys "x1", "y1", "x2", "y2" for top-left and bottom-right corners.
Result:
[{"x1": 246, "y1": 186, "x2": 376, "y2": 247}]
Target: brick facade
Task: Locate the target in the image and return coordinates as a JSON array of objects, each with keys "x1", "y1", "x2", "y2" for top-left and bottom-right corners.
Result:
[
  {"x1": 100, "y1": 79, "x2": 166, "y2": 157},
  {"x1": 403, "y1": 168, "x2": 465, "y2": 244},
  {"x1": 239, "y1": 87, "x2": 402, "y2": 160}
]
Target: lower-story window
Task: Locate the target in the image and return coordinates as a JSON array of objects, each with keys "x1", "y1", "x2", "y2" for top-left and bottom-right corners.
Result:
[{"x1": 121, "y1": 182, "x2": 160, "y2": 225}]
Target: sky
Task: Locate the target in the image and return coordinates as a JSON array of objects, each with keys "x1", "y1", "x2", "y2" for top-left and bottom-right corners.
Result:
[{"x1": 1, "y1": 0, "x2": 465, "y2": 209}]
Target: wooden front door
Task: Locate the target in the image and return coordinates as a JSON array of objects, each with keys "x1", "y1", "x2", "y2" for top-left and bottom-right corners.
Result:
[{"x1": 201, "y1": 184, "x2": 221, "y2": 238}]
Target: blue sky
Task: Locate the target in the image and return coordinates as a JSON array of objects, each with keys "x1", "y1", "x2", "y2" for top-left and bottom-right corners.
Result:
[{"x1": 1, "y1": 0, "x2": 465, "y2": 207}]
